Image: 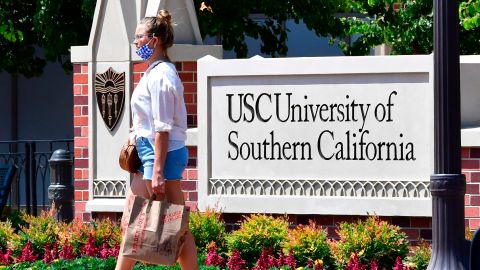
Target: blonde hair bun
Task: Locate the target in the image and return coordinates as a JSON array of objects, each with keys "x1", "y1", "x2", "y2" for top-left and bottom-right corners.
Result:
[{"x1": 156, "y1": 9, "x2": 172, "y2": 25}]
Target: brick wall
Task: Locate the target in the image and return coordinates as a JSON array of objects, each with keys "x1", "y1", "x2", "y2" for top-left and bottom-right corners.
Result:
[
  {"x1": 72, "y1": 61, "x2": 480, "y2": 241},
  {"x1": 462, "y1": 147, "x2": 480, "y2": 230},
  {"x1": 73, "y1": 63, "x2": 91, "y2": 221}
]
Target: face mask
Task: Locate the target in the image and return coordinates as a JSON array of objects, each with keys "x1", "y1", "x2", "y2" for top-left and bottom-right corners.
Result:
[{"x1": 135, "y1": 38, "x2": 155, "y2": 61}]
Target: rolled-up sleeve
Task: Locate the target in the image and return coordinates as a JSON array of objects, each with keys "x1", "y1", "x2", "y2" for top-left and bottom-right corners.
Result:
[{"x1": 148, "y1": 75, "x2": 175, "y2": 133}]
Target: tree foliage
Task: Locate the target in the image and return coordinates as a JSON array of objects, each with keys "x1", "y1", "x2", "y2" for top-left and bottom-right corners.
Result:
[
  {"x1": 337, "y1": 0, "x2": 433, "y2": 55},
  {"x1": 195, "y1": 0, "x2": 480, "y2": 57},
  {"x1": 194, "y1": 0, "x2": 347, "y2": 58},
  {"x1": 3, "y1": 0, "x2": 480, "y2": 77},
  {"x1": 0, "y1": 0, "x2": 95, "y2": 77}
]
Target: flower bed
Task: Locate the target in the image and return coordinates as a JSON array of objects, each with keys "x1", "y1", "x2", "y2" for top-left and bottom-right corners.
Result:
[{"x1": 0, "y1": 208, "x2": 431, "y2": 270}]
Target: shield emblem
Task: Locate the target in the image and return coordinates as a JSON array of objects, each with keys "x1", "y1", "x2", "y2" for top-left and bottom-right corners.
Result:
[{"x1": 95, "y1": 68, "x2": 125, "y2": 131}]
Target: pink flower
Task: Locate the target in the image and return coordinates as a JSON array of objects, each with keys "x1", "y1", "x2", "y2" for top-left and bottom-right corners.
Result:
[
  {"x1": 16, "y1": 241, "x2": 38, "y2": 263},
  {"x1": 276, "y1": 250, "x2": 286, "y2": 267},
  {"x1": 345, "y1": 253, "x2": 367, "y2": 270},
  {"x1": 42, "y1": 242, "x2": 59, "y2": 264},
  {"x1": 109, "y1": 242, "x2": 120, "y2": 258},
  {"x1": 0, "y1": 248, "x2": 12, "y2": 265},
  {"x1": 205, "y1": 242, "x2": 225, "y2": 267},
  {"x1": 253, "y1": 248, "x2": 274, "y2": 270},
  {"x1": 370, "y1": 259, "x2": 379, "y2": 270},
  {"x1": 268, "y1": 255, "x2": 277, "y2": 268},
  {"x1": 315, "y1": 263, "x2": 324, "y2": 270},
  {"x1": 98, "y1": 237, "x2": 119, "y2": 259},
  {"x1": 59, "y1": 240, "x2": 76, "y2": 260},
  {"x1": 393, "y1": 257, "x2": 405, "y2": 270},
  {"x1": 285, "y1": 250, "x2": 296, "y2": 269},
  {"x1": 81, "y1": 233, "x2": 98, "y2": 257},
  {"x1": 227, "y1": 250, "x2": 247, "y2": 270}
]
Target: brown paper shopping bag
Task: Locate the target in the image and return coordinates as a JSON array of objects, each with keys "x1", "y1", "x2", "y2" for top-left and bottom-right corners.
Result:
[
  {"x1": 121, "y1": 195, "x2": 190, "y2": 265},
  {"x1": 120, "y1": 193, "x2": 136, "y2": 235}
]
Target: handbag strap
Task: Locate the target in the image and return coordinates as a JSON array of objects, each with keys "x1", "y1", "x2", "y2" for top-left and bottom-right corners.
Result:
[{"x1": 129, "y1": 133, "x2": 137, "y2": 146}]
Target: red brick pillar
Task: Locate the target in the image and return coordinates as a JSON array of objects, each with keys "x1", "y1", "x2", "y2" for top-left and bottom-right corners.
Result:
[
  {"x1": 73, "y1": 64, "x2": 91, "y2": 220},
  {"x1": 462, "y1": 147, "x2": 480, "y2": 231}
]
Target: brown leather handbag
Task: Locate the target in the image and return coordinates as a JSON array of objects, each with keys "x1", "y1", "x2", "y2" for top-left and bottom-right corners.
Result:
[{"x1": 119, "y1": 137, "x2": 141, "y2": 173}]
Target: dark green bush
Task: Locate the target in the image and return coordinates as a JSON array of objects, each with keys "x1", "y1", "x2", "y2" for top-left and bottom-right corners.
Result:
[
  {"x1": 5, "y1": 257, "x2": 117, "y2": 270},
  {"x1": 405, "y1": 239, "x2": 431, "y2": 270},
  {"x1": 226, "y1": 214, "x2": 289, "y2": 266},
  {"x1": 283, "y1": 221, "x2": 334, "y2": 268},
  {"x1": 331, "y1": 216, "x2": 409, "y2": 269},
  {"x1": 189, "y1": 208, "x2": 226, "y2": 253}
]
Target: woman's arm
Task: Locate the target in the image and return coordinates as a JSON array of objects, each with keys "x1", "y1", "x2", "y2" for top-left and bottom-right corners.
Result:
[{"x1": 152, "y1": 131, "x2": 169, "y2": 194}]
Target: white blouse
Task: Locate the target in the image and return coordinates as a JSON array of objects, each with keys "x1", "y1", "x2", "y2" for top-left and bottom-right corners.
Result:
[{"x1": 131, "y1": 61, "x2": 187, "y2": 151}]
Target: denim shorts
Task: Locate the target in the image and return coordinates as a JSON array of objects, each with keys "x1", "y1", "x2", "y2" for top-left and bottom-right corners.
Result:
[{"x1": 135, "y1": 137, "x2": 188, "y2": 180}]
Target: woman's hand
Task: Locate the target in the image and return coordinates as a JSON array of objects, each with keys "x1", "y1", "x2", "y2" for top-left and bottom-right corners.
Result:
[{"x1": 151, "y1": 169, "x2": 166, "y2": 195}]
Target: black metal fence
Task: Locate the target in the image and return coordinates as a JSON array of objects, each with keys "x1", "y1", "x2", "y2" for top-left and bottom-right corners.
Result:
[{"x1": 0, "y1": 139, "x2": 74, "y2": 216}]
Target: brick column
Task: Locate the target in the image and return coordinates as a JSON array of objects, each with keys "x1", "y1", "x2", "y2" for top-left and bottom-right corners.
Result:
[
  {"x1": 73, "y1": 63, "x2": 91, "y2": 220},
  {"x1": 462, "y1": 147, "x2": 480, "y2": 231}
]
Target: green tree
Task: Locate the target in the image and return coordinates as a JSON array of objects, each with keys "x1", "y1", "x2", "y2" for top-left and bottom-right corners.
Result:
[
  {"x1": 194, "y1": 0, "x2": 480, "y2": 57},
  {"x1": 0, "y1": 0, "x2": 95, "y2": 78},
  {"x1": 335, "y1": 0, "x2": 433, "y2": 55},
  {"x1": 194, "y1": 0, "x2": 347, "y2": 58},
  {"x1": 459, "y1": 0, "x2": 480, "y2": 54}
]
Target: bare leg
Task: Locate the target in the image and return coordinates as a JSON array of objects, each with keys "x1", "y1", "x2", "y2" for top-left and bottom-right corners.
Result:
[
  {"x1": 115, "y1": 174, "x2": 150, "y2": 270},
  {"x1": 145, "y1": 180, "x2": 198, "y2": 270}
]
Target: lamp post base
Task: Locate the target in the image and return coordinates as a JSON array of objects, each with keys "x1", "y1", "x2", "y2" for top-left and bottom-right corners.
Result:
[{"x1": 428, "y1": 174, "x2": 468, "y2": 270}]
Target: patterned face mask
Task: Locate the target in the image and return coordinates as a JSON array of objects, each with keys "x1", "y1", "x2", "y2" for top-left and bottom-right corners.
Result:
[{"x1": 135, "y1": 38, "x2": 155, "y2": 61}]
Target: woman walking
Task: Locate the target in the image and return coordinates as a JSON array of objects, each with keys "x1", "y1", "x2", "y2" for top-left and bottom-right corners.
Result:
[{"x1": 115, "y1": 9, "x2": 198, "y2": 270}]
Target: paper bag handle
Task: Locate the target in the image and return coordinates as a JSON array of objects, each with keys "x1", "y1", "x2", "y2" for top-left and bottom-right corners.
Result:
[{"x1": 146, "y1": 194, "x2": 167, "y2": 213}]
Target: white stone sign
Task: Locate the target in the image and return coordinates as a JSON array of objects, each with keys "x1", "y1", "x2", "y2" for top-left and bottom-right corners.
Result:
[{"x1": 198, "y1": 55, "x2": 434, "y2": 216}]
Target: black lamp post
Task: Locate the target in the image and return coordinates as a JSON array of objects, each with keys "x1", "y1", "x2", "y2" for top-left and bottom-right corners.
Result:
[{"x1": 428, "y1": 0, "x2": 468, "y2": 268}]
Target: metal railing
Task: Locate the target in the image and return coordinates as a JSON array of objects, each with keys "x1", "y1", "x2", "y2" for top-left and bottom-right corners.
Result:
[{"x1": 0, "y1": 139, "x2": 73, "y2": 216}]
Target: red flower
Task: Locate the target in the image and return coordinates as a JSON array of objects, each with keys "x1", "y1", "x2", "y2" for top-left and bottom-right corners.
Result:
[
  {"x1": 370, "y1": 259, "x2": 379, "y2": 270},
  {"x1": 315, "y1": 261, "x2": 325, "y2": 270},
  {"x1": 16, "y1": 241, "x2": 38, "y2": 263},
  {"x1": 345, "y1": 253, "x2": 367, "y2": 270},
  {"x1": 393, "y1": 256, "x2": 405, "y2": 270},
  {"x1": 285, "y1": 250, "x2": 296, "y2": 269},
  {"x1": 59, "y1": 240, "x2": 76, "y2": 260},
  {"x1": 98, "y1": 236, "x2": 112, "y2": 259},
  {"x1": 109, "y1": 243, "x2": 120, "y2": 257},
  {"x1": 253, "y1": 248, "x2": 274, "y2": 270},
  {"x1": 0, "y1": 248, "x2": 12, "y2": 265},
  {"x1": 205, "y1": 242, "x2": 225, "y2": 267},
  {"x1": 276, "y1": 250, "x2": 286, "y2": 267},
  {"x1": 81, "y1": 233, "x2": 98, "y2": 257},
  {"x1": 42, "y1": 242, "x2": 59, "y2": 264},
  {"x1": 227, "y1": 250, "x2": 247, "y2": 270}
]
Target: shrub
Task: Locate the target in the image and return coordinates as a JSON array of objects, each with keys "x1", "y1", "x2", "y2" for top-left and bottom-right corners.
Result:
[
  {"x1": 0, "y1": 220, "x2": 16, "y2": 252},
  {"x1": 189, "y1": 207, "x2": 226, "y2": 253},
  {"x1": 405, "y1": 239, "x2": 431, "y2": 270},
  {"x1": 5, "y1": 256, "x2": 117, "y2": 270},
  {"x1": 15, "y1": 211, "x2": 59, "y2": 257},
  {"x1": 57, "y1": 218, "x2": 90, "y2": 255},
  {"x1": 331, "y1": 216, "x2": 409, "y2": 269},
  {"x1": 283, "y1": 220, "x2": 334, "y2": 268},
  {"x1": 0, "y1": 208, "x2": 27, "y2": 232},
  {"x1": 89, "y1": 218, "x2": 122, "y2": 249},
  {"x1": 226, "y1": 214, "x2": 289, "y2": 267}
]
